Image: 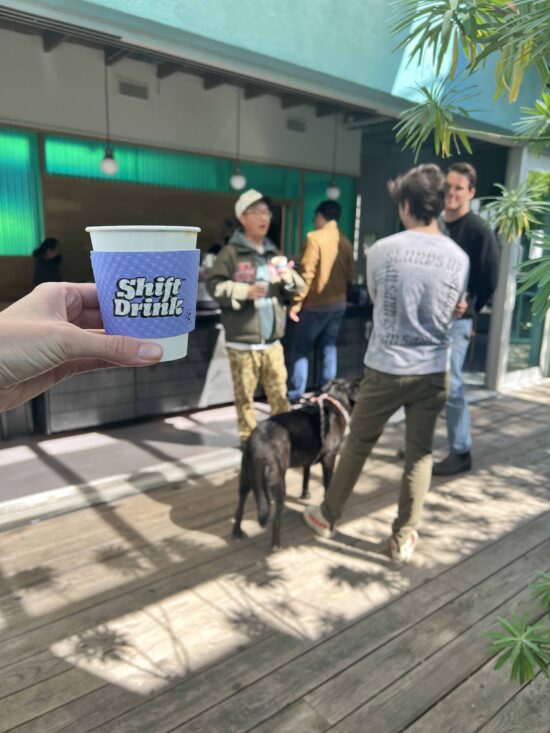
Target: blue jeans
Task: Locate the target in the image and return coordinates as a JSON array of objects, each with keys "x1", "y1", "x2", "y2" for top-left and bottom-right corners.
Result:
[
  {"x1": 288, "y1": 308, "x2": 345, "y2": 400},
  {"x1": 446, "y1": 318, "x2": 473, "y2": 454}
]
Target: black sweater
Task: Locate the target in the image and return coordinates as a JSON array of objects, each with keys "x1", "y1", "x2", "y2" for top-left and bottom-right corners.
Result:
[
  {"x1": 444, "y1": 212, "x2": 500, "y2": 318},
  {"x1": 33, "y1": 255, "x2": 62, "y2": 286}
]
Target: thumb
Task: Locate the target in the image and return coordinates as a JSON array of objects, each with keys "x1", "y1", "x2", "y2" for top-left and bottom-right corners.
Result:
[{"x1": 67, "y1": 329, "x2": 163, "y2": 365}]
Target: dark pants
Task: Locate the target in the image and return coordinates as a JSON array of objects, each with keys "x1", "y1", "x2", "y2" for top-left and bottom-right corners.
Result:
[{"x1": 288, "y1": 308, "x2": 345, "y2": 400}]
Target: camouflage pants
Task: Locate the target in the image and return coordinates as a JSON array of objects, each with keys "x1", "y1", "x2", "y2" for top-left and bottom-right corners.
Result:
[{"x1": 227, "y1": 342, "x2": 290, "y2": 442}]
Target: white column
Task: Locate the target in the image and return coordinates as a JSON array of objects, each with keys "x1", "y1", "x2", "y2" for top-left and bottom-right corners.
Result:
[{"x1": 485, "y1": 146, "x2": 528, "y2": 391}]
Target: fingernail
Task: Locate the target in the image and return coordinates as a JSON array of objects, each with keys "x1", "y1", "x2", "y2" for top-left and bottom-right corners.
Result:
[{"x1": 137, "y1": 342, "x2": 163, "y2": 362}]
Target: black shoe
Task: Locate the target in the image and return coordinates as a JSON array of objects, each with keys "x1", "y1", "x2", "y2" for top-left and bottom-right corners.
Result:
[{"x1": 433, "y1": 452, "x2": 472, "y2": 476}]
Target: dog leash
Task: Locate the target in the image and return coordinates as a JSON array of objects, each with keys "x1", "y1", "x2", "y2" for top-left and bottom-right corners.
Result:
[
  {"x1": 321, "y1": 393, "x2": 352, "y2": 427},
  {"x1": 308, "y1": 393, "x2": 352, "y2": 463}
]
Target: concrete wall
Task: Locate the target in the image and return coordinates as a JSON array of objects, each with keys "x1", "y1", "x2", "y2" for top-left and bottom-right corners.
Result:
[
  {"x1": 0, "y1": 28, "x2": 361, "y2": 175},
  {"x1": 11, "y1": 0, "x2": 540, "y2": 131}
]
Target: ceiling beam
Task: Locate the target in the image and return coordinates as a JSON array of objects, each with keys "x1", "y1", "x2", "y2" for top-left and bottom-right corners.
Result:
[
  {"x1": 315, "y1": 102, "x2": 341, "y2": 117},
  {"x1": 42, "y1": 31, "x2": 66, "y2": 53},
  {"x1": 202, "y1": 73, "x2": 226, "y2": 90},
  {"x1": 243, "y1": 84, "x2": 267, "y2": 100},
  {"x1": 104, "y1": 46, "x2": 126, "y2": 66},
  {"x1": 156, "y1": 62, "x2": 181, "y2": 79},
  {"x1": 280, "y1": 95, "x2": 305, "y2": 109}
]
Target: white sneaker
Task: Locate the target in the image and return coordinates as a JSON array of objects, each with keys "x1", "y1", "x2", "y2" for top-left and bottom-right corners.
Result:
[
  {"x1": 390, "y1": 530, "x2": 418, "y2": 563},
  {"x1": 303, "y1": 506, "x2": 335, "y2": 539}
]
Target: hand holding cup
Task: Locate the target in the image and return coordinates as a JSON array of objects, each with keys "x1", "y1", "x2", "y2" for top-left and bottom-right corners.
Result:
[
  {"x1": 271, "y1": 256, "x2": 295, "y2": 284},
  {"x1": 248, "y1": 281, "x2": 269, "y2": 300}
]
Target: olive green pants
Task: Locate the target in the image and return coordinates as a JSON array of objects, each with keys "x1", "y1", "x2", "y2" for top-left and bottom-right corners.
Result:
[
  {"x1": 321, "y1": 367, "x2": 449, "y2": 542},
  {"x1": 227, "y1": 343, "x2": 290, "y2": 442}
]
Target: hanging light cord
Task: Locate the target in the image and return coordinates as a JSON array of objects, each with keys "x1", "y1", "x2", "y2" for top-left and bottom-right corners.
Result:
[
  {"x1": 235, "y1": 87, "x2": 241, "y2": 165},
  {"x1": 331, "y1": 113, "x2": 338, "y2": 179},
  {"x1": 104, "y1": 63, "x2": 111, "y2": 147}
]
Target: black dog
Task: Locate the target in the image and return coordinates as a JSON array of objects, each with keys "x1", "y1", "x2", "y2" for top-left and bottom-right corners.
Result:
[{"x1": 233, "y1": 377, "x2": 360, "y2": 549}]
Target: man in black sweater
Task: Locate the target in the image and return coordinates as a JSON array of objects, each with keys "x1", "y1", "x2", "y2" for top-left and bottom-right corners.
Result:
[{"x1": 433, "y1": 162, "x2": 500, "y2": 476}]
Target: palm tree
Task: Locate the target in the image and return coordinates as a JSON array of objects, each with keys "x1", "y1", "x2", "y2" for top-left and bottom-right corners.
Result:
[{"x1": 391, "y1": 0, "x2": 550, "y2": 315}]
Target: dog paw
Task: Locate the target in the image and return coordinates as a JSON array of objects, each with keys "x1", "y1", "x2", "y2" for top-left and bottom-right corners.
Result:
[
  {"x1": 232, "y1": 528, "x2": 246, "y2": 540},
  {"x1": 300, "y1": 492, "x2": 311, "y2": 500}
]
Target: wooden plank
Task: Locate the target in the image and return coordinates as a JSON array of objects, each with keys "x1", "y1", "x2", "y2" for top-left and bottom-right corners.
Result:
[
  {"x1": 1, "y1": 462, "x2": 548, "y2": 703},
  {"x1": 328, "y1": 590, "x2": 545, "y2": 733},
  {"x1": 0, "y1": 468, "x2": 240, "y2": 558},
  {"x1": 1, "y1": 422, "x2": 547, "y2": 636},
  {"x1": 3, "y1": 457, "x2": 545, "y2": 666},
  {"x1": 403, "y1": 655, "x2": 527, "y2": 733},
  {"x1": 2, "y1": 503, "x2": 544, "y2": 731},
  {"x1": 303, "y1": 540, "x2": 550, "y2": 723},
  {"x1": 0, "y1": 477, "x2": 397, "y2": 656},
  {"x1": 0, "y1": 388, "x2": 547, "y2": 730},
  {"x1": 0, "y1": 666, "x2": 100, "y2": 733},
  {"x1": 248, "y1": 700, "x2": 331, "y2": 733},
  {"x1": 94, "y1": 519, "x2": 550, "y2": 733},
  {"x1": 479, "y1": 673, "x2": 550, "y2": 733},
  {"x1": 0, "y1": 650, "x2": 71, "y2": 701}
]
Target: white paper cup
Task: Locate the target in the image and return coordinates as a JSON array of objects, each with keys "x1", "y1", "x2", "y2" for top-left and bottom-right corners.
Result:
[
  {"x1": 271, "y1": 255, "x2": 288, "y2": 273},
  {"x1": 86, "y1": 225, "x2": 201, "y2": 362}
]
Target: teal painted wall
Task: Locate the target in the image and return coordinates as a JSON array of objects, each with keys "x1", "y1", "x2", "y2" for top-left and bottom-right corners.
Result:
[
  {"x1": 0, "y1": 128, "x2": 43, "y2": 255},
  {"x1": 43, "y1": 134, "x2": 357, "y2": 245},
  {"x1": 40, "y1": 0, "x2": 540, "y2": 132}
]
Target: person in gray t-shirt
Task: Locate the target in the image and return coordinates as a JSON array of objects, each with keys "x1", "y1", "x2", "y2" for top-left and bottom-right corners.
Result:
[
  {"x1": 303, "y1": 164, "x2": 469, "y2": 564},
  {"x1": 366, "y1": 229, "x2": 468, "y2": 375}
]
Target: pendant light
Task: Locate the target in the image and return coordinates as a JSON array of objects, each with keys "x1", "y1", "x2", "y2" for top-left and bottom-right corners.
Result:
[
  {"x1": 326, "y1": 113, "x2": 340, "y2": 200},
  {"x1": 100, "y1": 63, "x2": 119, "y2": 176},
  {"x1": 230, "y1": 87, "x2": 246, "y2": 190}
]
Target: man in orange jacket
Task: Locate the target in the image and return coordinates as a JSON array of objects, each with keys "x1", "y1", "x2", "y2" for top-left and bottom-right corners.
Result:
[{"x1": 288, "y1": 200, "x2": 355, "y2": 402}]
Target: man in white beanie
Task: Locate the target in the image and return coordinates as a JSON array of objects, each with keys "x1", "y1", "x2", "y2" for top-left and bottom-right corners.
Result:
[{"x1": 207, "y1": 190, "x2": 304, "y2": 447}]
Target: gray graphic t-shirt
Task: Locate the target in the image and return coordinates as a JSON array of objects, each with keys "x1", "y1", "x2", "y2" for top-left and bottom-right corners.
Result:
[{"x1": 365, "y1": 230, "x2": 469, "y2": 375}]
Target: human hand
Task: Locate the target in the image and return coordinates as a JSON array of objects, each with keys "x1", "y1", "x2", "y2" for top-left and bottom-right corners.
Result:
[
  {"x1": 289, "y1": 304, "x2": 300, "y2": 322},
  {"x1": 453, "y1": 293, "x2": 469, "y2": 319},
  {"x1": 247, "y1": 282, "x2": 269, "y2": 300},
  {"x1": 279, "y1": 260, "x2": 295, "y2": 284},
  {"x1": 0, "y1": 282, "x2": 163, "y2": 412}
]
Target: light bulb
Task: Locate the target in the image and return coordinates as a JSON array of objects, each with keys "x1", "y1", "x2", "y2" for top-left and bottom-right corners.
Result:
[
  {"x1": 230, "y1": 167, "x2": 246, "y2": 191},
  {"x1": 100, "y1": 147, "x2": 119, "y2": 176},
  {"x1": 326, "y1": 180, "x2": 340, "y2": 200}
]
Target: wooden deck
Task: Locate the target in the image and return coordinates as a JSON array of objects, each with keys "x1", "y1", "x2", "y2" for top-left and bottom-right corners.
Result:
[{"x1": 1, "y1": 382, "x2": 550, "y2": 732}]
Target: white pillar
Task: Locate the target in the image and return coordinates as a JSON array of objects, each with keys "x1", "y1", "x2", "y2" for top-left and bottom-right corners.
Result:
[{"x1": 485, "y1": 146, "x2": 528, "y2": 391}]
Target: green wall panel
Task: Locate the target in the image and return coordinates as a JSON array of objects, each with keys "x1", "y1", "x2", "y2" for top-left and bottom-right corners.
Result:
[
  {"x1": 0, "y1": 129, "x2": 42, "y2": 256},
  {"x1": 302, "y1": 172, "x2": 356, "y2": 245},
  {"x1": 43, "y1": 134, "x2": 355, "y2": 254}
]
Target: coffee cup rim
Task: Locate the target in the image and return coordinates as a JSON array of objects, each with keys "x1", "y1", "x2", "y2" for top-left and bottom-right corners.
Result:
[{"x1": 85, "y1": 225, "x2": 201, "y2": 233}]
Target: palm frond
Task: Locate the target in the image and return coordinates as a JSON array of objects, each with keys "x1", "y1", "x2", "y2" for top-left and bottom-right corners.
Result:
[
  {"x1": 391, "y1": 0, "x2": 550, "y2": 102},
  {"x1": 481, "y1": 180, "x2": 550, "y2": 242},
  {"x1": 394, "y1": 80, "x2": 479, "y2": 159},
  {"x1": 391, "y1": 1, "x2": 519, "y2": 76},
  {"x1": 514, "y1": 92, "x2": 550, "y2": 150}
]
